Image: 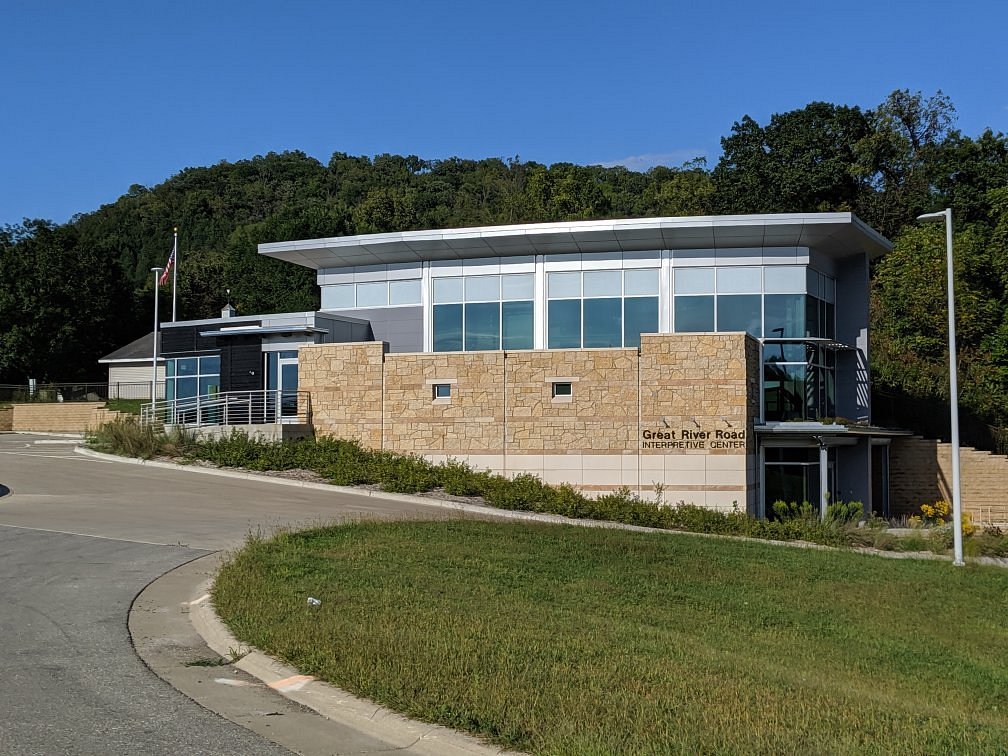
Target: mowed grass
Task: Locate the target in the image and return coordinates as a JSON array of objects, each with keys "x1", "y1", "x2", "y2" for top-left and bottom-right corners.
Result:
[{"x1": 213, "y1": 520, "x2": 1008, "y2": 754}]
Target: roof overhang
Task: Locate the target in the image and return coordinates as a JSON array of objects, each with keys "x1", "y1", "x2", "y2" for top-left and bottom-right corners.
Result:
[
  {"x1": 258, "y1": 213, "x2": 892, "y2": 271},
  {"x1": 199, "y1": 325, "x2": 329, "y2": 338},
  {"x1": 756, "y1": 422, "x2": 912, "y2": 443}
]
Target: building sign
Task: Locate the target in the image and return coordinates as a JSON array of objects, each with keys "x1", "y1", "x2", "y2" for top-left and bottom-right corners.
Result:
[{"x1": 641, "y1": 427, "x2": 745, "y2": 450}]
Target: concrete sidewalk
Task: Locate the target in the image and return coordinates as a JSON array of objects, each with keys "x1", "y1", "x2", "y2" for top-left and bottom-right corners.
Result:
[{"x1": 132, "y1": 553, "x2": 518, "y2": 756}]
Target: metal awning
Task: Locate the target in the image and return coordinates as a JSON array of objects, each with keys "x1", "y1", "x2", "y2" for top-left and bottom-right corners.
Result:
[{"x1": 199, "y1": 325, "x2": 329, "y2": 337}]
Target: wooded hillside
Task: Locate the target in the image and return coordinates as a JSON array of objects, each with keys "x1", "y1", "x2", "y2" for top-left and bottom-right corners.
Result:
[{"x1": 2, "y1": 89, "x2": 1007, "y2": 432}]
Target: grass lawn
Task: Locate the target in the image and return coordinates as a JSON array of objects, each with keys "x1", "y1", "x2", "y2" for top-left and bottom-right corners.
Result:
[
  {"x1": 104, "y1": 398, "x2": 145, "y2": 415},
  {"x1": 217, "y1": 520, "x2": 1008, "y2": 754}
]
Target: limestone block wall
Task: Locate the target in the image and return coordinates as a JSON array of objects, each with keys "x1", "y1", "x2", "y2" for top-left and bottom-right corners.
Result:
[
  {"x1": 384, "y1": 352, "x2": 504, "y2": 453},
  {"x1": 300, "y1": 342, "x2": 384, "y2": 448},
  {"x1": 890, "y1": 436, "x2": 1008, "y2": 524},
  {"x1": 0, "y1": 407, "x2": 11, "y2": 431},
  {"x1": 300, "y1": 333, "x2": 760, "y2": 510}
]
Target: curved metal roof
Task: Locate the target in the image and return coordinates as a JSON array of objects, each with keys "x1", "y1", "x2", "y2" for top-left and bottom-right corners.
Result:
[{"x1": 258, "y1": 213, "x2": 891, "y2": 270}]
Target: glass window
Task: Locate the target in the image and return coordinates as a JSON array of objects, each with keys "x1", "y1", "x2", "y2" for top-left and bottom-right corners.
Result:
[
  {"x1": 717, "y1": 294, "x2": 762, "y2": 336},
  {"x1": 198, "y1": 376, "x2": 219, "y2": 397},
  {"x1": 465, "y1": 275, "x2": 500, "y2": 302},
  {"x1": 176, "y1": 358, "x2": 197, "y2": 376},
  {"x1": 433, "y1": 304, "x2": 463, "y2": 351},
  {"x1": 389, "y1": 279, "x2": 421, "y2": 305},
  {"x1": 548, "y1": 272, "x2": 581, "y2": 299},
  {"x1": 624, "y1": 297, "x2": 658, "y2": 347},
  {"x1": 824, "y1": 302, "x2": 835, "y2": 340},
  {"x1": 674, "y1": 268, "x2": 714, "y2": 295},
  {"x1": 806, "y1": 295, "x2": 821, "y2": 337},
  {"x1": 763, "y1": 266, "x2": 806, "y2": 294},
  {"x1": 764, "y1": 294, "x2": 805, "y2": 338},
  {"x1": 763, "y1": 363, "x2": 807, "y2": 421},
  {"x1": 501, "y1": 273, "x2": 534, "y2": 301},
  {"x1": 279, "y1": 350, "x2": 298, "y2": 359},
  {"x1": 583, "y1": 270, "x2": 621, "y2": 298},
  {"x1": 433, "y1": 277, "x2": 463, "y2": 304},
  {"x1": 824, "y1": 276, "x2": 836, "y2": 304},
  {"x1": 464, "y1": 302, "x2": 500, "y2": 351},
  {"x1": 552, "y1": 382, "x2": 572, "y2": 398},
  {"x1": 356, "y1": 281, "x2": 387, "y2": 308},
  {"x1": 624, "y1": 269, "x2": 658, "y2": 296},
  {"x1": 548, "y1": 299, "x2": 581, "y2": 348},
  {"x1": 502, "y1": 301, "x2": 534, "y2": 349},
  {"x1": 583, "y1": 298, "x2": 622, "y2": 348},
  {"x1": 166, "y1": 360, "x2": 175, "y2": 378},
  {"x1": 199, "y1": 355, "x2": 220, "y2": 374},
  {"x1": 674, "y1": 296, "x2": 715, "y2": 332},
  {"x1": 175, "y1": 377, "x2": 197, "y2": 400},
  {"x1": 716, "y1": 266, "x2": 761, "y2": 294},
  {"x1": 433, "y1": 384, "x2": 451, "y2": 400},
  {"x1": 322, "y1": 284, "x2": 354, "y2": 310},
  {"x1": 764, "y1": 343, "x2": 806, "y2": 363},
  {"x1": 807, "y1": 268, "x2": 823, "y2": 298}
]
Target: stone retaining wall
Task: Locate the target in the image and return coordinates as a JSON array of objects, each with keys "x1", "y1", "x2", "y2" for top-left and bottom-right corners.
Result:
[{"x1": 890, "y1": 436, "x2": 1008, "y2": 524}]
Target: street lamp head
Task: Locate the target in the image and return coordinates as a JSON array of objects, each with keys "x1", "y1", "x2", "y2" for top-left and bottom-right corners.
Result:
[
  {"x1": 152, "y1": 266, "x2": 164, "y2": 274},
  {"x1": 916, "y1": 209, "x2": 949, "y2": 222}
]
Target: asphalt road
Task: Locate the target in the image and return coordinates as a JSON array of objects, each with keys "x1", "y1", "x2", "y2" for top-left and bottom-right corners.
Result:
[{"x1": 0, "y1": 433, "x2": 442, "y2": 755}]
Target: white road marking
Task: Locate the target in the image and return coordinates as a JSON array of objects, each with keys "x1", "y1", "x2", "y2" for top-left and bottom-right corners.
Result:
[
  {"x1": 32, "y1": 440, "x2": 80, "y2": 445},
  {"x1": 0, "y1": 450, "x2": 110, "y2": 462},
  {"x1": 214, "y1": 678, "x2": 259, "y2": 687},
  {"x1": 189, "y1": 594, "x2": 211, "y2": 606},
  {"x1": 0, "y1": 523, "x2": 192, "y2": 548}
]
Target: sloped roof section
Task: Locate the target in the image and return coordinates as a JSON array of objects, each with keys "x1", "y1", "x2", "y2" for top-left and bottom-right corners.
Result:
[
  {"x1": 99, "y1": 332, "x2": 161, "y2": 363},
  {"x1": 258, "y1": 213, "x2": 892, "y2": 270}
]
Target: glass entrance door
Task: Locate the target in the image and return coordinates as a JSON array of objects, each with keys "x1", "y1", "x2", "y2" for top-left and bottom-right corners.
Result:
[
  {"x1": 278, "y1": 354, "x2": 298, "y2": 422},
  {"x1": 265, "y1": 350, "x2": 299, "y2": 423}
]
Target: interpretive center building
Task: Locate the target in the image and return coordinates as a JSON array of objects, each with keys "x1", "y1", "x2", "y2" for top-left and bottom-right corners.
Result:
[{"x1": 249, "y1": 213, "x2": 896, "y2": 516}]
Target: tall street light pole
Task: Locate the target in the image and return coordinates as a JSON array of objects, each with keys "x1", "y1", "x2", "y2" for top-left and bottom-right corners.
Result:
[
  {"x1": 151, "y1": 267, "x2": 163, "y2": 405},
  {"x1": 916, "y1": 208, "x2": 964, "y2": 566}
]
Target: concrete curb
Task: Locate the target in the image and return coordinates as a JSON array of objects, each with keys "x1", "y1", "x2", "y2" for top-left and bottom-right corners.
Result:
[
  {"x1": 75, "y1": 445, "x2": 1008, "y2": 569},
  {"x1": 183, "y1": 561, "x2": 518, "y2": 755}
]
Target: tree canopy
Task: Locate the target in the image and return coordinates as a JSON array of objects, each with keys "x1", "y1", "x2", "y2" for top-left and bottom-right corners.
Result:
[{"x1": 2, "y1": 89, "x2": 1007, "y2": 433}]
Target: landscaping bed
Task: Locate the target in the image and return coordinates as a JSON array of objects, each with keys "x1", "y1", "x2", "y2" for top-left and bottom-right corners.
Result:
[{"x1": 85, "y1": 420, "x2": 1008, "y2": 559}]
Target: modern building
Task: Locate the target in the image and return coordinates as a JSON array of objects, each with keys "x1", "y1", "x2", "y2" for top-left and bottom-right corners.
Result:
[{"x1": 252, "y1": 213, "x2": 898, "y2": 516}]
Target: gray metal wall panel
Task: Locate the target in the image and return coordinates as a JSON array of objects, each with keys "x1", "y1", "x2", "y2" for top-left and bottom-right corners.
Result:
[{"x1": 322, "y1": 307, "x2": 422, "y2": 353}]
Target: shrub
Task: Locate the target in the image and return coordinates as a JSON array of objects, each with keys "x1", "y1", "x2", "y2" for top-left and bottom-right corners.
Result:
[
  {"x1": 920, "y1": 499, "x2": 951, "y2": 525},
  {"x1": 771, "y1": 500, "x2": 815, "y2": 521},
  {"x1": 825, "y1": 500, "x2": 863, "y2": 524}
]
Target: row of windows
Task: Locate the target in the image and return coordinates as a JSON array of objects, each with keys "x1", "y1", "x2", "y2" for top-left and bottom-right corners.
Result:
[
  {"x1": 322, "y1": 266, "x2": 836, "y2": 311},
  {"x1": 674, "y1": 294, "x2": 835, "y2": 339},
  {"x1": 165, "y1": 356, "x2": 220, "y2": 402},
  {"x1": 433, "y1": 293, "x2": 831, "y2": 351}
]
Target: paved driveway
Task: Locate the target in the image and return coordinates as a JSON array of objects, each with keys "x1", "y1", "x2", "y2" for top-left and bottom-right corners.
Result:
[{"x1": 0, "y1": 433, "x2": 441, "y2": 755}]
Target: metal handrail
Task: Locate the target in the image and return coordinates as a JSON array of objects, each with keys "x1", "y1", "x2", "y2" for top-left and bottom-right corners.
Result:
[{"x1": 140, "y1": 389, "x2": 311, "y2": 427}]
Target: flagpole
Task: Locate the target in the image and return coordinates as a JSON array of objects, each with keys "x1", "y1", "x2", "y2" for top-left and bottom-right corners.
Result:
[{"x1": 171, "y1": 227, "x2": 179, "y2": 322}]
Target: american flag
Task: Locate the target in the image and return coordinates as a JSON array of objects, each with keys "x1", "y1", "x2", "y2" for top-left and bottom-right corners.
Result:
[{"x1": 159, "y1": 247, "x2": 175, "y2": 286}]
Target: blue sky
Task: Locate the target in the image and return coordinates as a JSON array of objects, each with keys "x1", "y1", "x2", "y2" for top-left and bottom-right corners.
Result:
[{"x1": 3, "y1": 0, "x2": 1006, "y2": 225}]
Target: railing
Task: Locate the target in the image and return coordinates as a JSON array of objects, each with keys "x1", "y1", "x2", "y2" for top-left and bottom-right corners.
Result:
[
  {"x1": 0, "y1": 382, "x2": 165, "y2": 403},
  {"x1": 140, "y1": 390, "x2": 311, "y2": 428}
]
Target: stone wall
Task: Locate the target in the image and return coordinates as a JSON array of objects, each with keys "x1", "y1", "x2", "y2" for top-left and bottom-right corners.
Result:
[
  {"x1": 300, "y1": 342, "x2": 384, "y2": 448},
  {"x1": 7, "y1": 403, "x2": 122, "y2": 432},
  {"x1": 890, "y1": 436, "x2": 1008, "y2": 524},
  {"x1": 0, "y1": 406, "x2": 12, "y2": 431},
  {"x1": 299, "y1": 333, "x2": 759, "y2": 510}
]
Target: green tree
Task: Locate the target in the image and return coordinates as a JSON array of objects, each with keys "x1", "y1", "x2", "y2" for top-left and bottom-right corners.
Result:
[
  {"x1": 0, "y1": 220, "x2": 131, "y2": 382},
  {"x1": 712, "y1": 102, "x2": 872, "y2": 214}
]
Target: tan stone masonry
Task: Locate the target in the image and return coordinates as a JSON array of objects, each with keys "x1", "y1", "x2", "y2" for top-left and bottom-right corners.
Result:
[{"x1": 300, "y1": 334, "x2": 760, "y2": 511}]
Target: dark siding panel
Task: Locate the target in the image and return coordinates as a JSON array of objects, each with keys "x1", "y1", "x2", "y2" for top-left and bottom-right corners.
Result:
[
  {"x1": 160, "y1": 326, "x2": 197, "y2": 355},
  {"x1": 219, "y1": 336, "x2": 262, "y2": 392}
]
